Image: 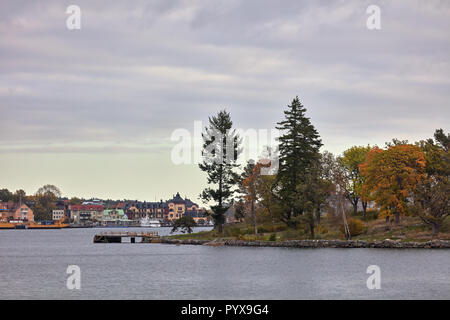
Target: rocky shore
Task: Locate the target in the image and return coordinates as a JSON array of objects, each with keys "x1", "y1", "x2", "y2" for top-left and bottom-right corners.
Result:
[{"x1": 160, "y1": 238, "x2": 450, "y2": 249}]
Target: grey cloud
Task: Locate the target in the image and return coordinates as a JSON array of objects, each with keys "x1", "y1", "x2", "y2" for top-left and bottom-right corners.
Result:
[{"x1": 0, "y1": 0, "x2": 449, "y2": 155}]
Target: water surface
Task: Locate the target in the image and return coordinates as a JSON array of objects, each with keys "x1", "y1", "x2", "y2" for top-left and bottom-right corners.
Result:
[{"x1": 0, "y1": 227, "x2": 448, "y2": 299}]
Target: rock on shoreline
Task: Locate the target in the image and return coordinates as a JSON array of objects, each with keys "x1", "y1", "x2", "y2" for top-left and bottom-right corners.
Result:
[{"x1": 160, "y1": 238, "x2": 450, "y2": 249}]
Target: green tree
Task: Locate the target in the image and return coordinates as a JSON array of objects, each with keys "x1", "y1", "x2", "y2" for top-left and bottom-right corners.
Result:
[
  {"x1": 199, "y1": 110, "x2": 241, "y2": 233},
  {"x1": 274, "y1": 96, "x2": 322, "y2": 228},
  {"x1": 33, "y1": 184, "x2": 61, "y2": 221},
  {"x1": 339, "y1": 145, "x2": 371, "y2": 217},
  {"x1": 294, "y1": 155, "x2": 333, "y2": 238},
  {"x1": 171, "y1": 216, "x2": 197, "y2": 234},
  {"x1": 69, "y1": 197, "x2": 82, "y2": 205},
  {"x1": 36, "y1": 184, "x2": 61, "y2": 198},
  {"x1": 413, "y1": 129, "x2": 450, "y2": 236},
  {"x1": 0, "y1": 189, "x2": 13, "y2": 202},
  {"x1": 12, "y1": 189, "x2": 27, "y2": 203}
]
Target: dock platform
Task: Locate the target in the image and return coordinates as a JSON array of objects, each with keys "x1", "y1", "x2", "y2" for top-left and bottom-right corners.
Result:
[{"x1": 93, "y1": 231, "x2": 159, "y2": 243}]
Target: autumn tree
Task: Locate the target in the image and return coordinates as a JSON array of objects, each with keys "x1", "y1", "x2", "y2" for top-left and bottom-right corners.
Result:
[
  {"x1": 339, "y1": 145, "x2": 371, "y2": 217},
  {"x1": 69, "y1": 197, "x2": 83, "y2": 205},
  {"x1": 36, "y1": 184, "x2": 61, "y2": 198},
  {"x1": 274, "y1": 96, "x2": 322, "y2": 228},
  {"x1": 240, "y1": 160, "x2": 258, "y2": 234},
  {"x1": 315, "y1": 153, "x2": 335, "y2": 224},
  {"x1": 239, "y1": 159, "x2": 272, "y2": 235},
  {"x1": 360, "y1": 145, "x2": 426, "y2": 224},
  {"x1": 33, "y1": 184, "x2": 61, "y2": 221},
  {"x1": 322, "y1": 151, "x2": 353, "y2": 239},
  {"x1": 413, "y1": 129, "x2": 449, "y2": 236},
  {"x1": 199, "y1": 110, "x2": 241, "y2": 233},
  {"x1": 233, "y1": 199, "x2": 246, "y2": 223},
  {"x1": 255, "y1": 167, "x2": 281, "y2": 224}
]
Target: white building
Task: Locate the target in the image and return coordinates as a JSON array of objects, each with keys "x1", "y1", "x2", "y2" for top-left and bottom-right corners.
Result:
[{"x1": 52, "y1": 209, "x2": 65, "y2": 221}]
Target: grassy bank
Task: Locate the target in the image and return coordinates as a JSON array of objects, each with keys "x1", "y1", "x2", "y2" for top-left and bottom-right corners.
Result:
[{"x1": 169, "y1": 215, "x2": 450, "y2": 243}]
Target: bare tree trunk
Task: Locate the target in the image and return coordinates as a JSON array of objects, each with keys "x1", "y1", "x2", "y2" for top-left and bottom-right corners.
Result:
[
  {"x1": 394, "y1": 211, "x2": 400, "y2": 225},
  {"x1": 252, "y1": 200, "x2": 257, "y2": 235},
  {"x1": 310, "y1": 223, "x2": 315, "y2": 239},
  {"x1": 316, "y1": 204, "x2": 321, "y2": 224},
  {"x1": 352, "y1": 201, "x2": 358, "y2": 215},
  {"x1": 340, "y1": 193, "x2": 351, "y2": 240},
  {"x1": 432, "y1": 223, "x2": 439, "y2": 237},
  {"x1": 362, "y1": 201, "x2": 368, "y2": 220}
]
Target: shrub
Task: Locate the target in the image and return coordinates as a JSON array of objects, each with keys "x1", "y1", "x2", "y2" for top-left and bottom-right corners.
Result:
[
  {"x1": 341, "y1": 218, "x2": 366, "y2": 237},
  {"x1": 239, "y1": 234, "x2": 266, "y2": 241},
  {"x1": 280, "y1": 228, "x2": 305, "y2": 241},
  {"x1": 363, "y1": 208, "x2": 379, "y2": 220},
  {"x1": 273, "y1": 224, "x2": 288, "y2": 232},
  {"x1": 229, "y1": 227, "x2": 242, "y2": 237},
  {"x1": 257, "y1": 225, "x2": 272, "y2": 233},
  {"x1": 269, "y1": 233, "x2": 277, "y2": 241},
  {"x1": 316, "y1": 225, "x2": 328, "y2": 234}
]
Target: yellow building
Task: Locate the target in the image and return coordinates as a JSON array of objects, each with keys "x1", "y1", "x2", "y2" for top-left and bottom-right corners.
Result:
[{"x1": 124, "y1": 192, "x2": 207, "y2": 223}]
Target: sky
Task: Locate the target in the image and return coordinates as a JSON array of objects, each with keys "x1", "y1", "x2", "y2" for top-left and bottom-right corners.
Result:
[{"x1": 0, "y1": 0, "x2": 449, "y2": 202}]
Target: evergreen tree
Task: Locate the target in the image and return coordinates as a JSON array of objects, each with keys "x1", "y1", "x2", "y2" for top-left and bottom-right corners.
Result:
[
  {"x1": 0, "y1": 188, "x2": 13, "y2": 202},
  {"x1": 199, "y1": 110, "x2": 241, "y2": 233},
  {"x1": 275, "y1": 96, "x2": 323, "y2": 227},
  {"x1": 171, "y1": 216, "x2": 197, "y2": 234}
]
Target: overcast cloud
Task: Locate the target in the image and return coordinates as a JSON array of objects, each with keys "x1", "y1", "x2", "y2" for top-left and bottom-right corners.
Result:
[{"x1": 0, "y1": 0, "x2": 449, "y2": 199}]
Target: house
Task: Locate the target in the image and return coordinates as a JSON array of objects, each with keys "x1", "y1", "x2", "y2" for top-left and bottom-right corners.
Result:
[
  {"x1": 70, "y1": 204, "x2": 103, "y2": 224},
  {"x1": 0, "y1": 202, "x2": 9, "y2": 221},
  {"x1": 123, "y1": 192, "x2": 207, "y2": 222},
  {"x1": 124, "y1": 200, "x2": 168, "y2": 220},
  {"x1": 102, "y1": 208, "x2": 126, "y2": 221},
  {"x1": 101, "y1": 209, "x2": 131, "y2": 226},
  {"x1": 166, "y1": 193, "x2": 204, "y2": 221},
  {"x1": 0, "y1": 201, "x2": 34, "y2": 222},
  {"x1": 184, "y1": 209, "x2": 208, "y2": 224}
]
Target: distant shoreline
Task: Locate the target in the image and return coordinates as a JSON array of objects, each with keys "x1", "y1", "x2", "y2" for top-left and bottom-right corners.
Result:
[{"x1": 159, "y1": 238, "x2": 450, "y2": 249}]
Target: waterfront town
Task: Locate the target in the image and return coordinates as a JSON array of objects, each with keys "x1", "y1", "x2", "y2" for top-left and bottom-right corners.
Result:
[{"x1": 0, "y1": 191, "x2": 211, "y2": 228}]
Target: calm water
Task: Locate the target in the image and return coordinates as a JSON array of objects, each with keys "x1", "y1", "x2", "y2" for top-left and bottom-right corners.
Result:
[{"x1": 0, "y1": 227, "x2": 448, "y2": 300}]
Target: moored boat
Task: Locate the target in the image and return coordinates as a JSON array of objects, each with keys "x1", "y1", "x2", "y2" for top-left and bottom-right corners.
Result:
[
  {"x1": 140, "y1": 216, "x2": 161, "y2": 228},
  {"x1": 0, "y1": 222, "x2": 16, "y2": 229},
  {"x1": 27, "y1": 217, "x2": 69, "y2": 229}
]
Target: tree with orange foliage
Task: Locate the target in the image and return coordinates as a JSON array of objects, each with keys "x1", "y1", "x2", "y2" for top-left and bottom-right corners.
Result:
[
  {"x1": 360, "y1": 145, "x2": 426, "y2": 224},
  {"x1": 240, "y1": 159, "x2": 272, "y2": 235}
]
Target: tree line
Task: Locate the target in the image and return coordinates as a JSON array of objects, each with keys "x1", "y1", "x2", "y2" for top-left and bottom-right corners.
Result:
[
  {"x1": 198, "y1": 96, "x2": 449, "y2": 237},
  {"x1": 0, "y1": 185, "x2": 82, "y2": 221}
]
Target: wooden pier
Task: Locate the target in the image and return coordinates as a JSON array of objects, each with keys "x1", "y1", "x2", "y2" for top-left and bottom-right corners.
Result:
[{"x1": 93, "y1": 231, "x2": 159, "y2": 243}]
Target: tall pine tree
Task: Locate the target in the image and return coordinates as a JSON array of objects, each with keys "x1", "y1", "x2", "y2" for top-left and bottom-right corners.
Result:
[
  {"x1": 199, "y1": 110, "x2": 241, "y2": 233},
  {"x1": 275, "y1": 96, "x2": 323, "y2": 227}
]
